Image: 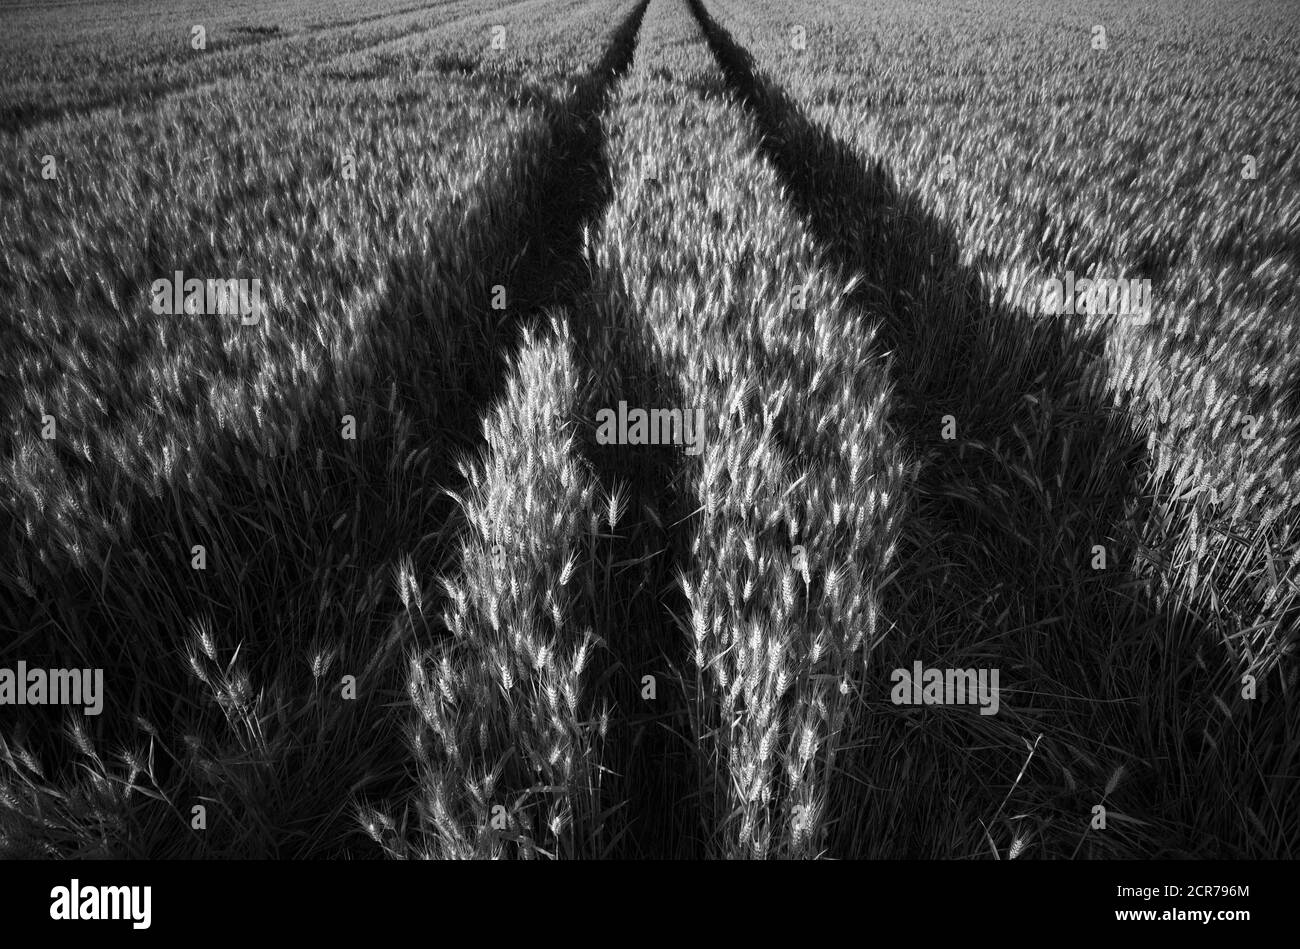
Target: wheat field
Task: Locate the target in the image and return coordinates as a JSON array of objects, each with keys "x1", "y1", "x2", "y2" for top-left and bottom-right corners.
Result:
[{"x1": 0, "y1": 0, "x2": 1296, "y2": 860}]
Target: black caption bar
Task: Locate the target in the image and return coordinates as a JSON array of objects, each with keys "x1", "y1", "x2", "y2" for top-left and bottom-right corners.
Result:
[{"x1": 0, "y1": 860, "x2": 1285, "y2": 937}]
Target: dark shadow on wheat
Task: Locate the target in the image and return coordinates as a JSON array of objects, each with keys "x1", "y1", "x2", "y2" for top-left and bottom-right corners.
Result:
[{"x1": 565, "y1": 251, "x2": 706, "y2": 859}]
